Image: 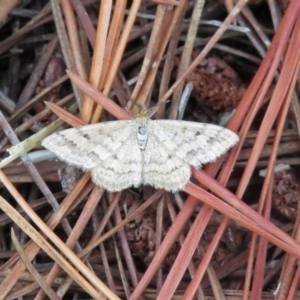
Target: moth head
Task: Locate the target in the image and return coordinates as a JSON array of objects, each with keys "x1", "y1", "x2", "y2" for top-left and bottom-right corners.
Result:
[
  {"x1": 126, "y1": 99, "x2": 170, "y2": 118},
  {"x1": 137, "y1": 106, "x2": 149, "y2": 118},
  {"x1": 137, "y1": 100, "x2": 170, "y2": 118}
]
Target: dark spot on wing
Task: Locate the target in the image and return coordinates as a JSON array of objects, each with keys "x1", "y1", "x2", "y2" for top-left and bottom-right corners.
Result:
[
  {"x1": 77, "y1": 129, "x2": 92, "y2": 140},
  {"x1": 208, "y1": 137, "x2": 217, "y2": 143},
  {"x1": 186, "y1": 149, "x2": 197, "y2": 157}
]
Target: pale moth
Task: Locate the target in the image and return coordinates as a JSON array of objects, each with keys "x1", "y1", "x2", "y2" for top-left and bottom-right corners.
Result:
[{"x1": 42, "y1": 108, "x2": 239, "y2": 192}]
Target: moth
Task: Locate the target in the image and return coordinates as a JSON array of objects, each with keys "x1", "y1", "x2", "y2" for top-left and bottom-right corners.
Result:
[{"x1": 42, "y1": 111, "x2": 239, "y2": 192}]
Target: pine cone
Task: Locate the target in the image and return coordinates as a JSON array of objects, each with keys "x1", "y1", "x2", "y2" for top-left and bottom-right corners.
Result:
[
  {"x1": 185, "y1": 55, "x2": 246, "y2": 110},
  {"x1": 119, "y1": 195, "x2": 179, "y2": 267},
  {"x1": 273, "y1": 171, "x2": 300, "y2": 221}
]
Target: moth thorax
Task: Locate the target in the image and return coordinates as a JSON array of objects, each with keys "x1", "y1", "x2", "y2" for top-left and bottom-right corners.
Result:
[{"x1": 137, "y1": 123, "x2": 148, "y2": 151}]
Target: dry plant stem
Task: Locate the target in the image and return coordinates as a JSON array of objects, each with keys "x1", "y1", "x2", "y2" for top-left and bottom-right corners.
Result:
[
  {"x1": 153, "y1": 0, "x2": 180, "y2": 4},
  {"x1": 15, "y1": 36, "x2": 58, "y2": 110},
  {"x1": 263, "y1": 255, "x2": 285, "y2": 287},
  {"x1": 224, "y1": 0, "x2": 234, "y2": 13},
  {"x1": 128, "y1": 20, "x2": 153, "y2": 42},
  {"x1": 131, "y1": 3, "x2": 171, "y2": 106},
  {"x1": 193, "y1": 8, "x2": 300, "y2": 295},
  {"x1": 286, "y1": 218, "x2": 300, "y2": 300},
  {"x1": 168, "y1": 195, "x2": 247, "y2": 299},
  {"x1": 113, "y1": 235, "x2": 132, "y2": 299},
  {"x1": 239, "y1": 8, "x2": 269, "y2": 57},
  {"x1": 71, "y1": 0, "x2": 96, "y2": 46},
  {"x1": 55, "y1": 192, "x2": 121, "y2": 297},
  {"x1": 98, "y1": 0, "x2": 127, "y2": 91},
  {"x1": 246, "y1": 38, "x2": 300, "y2": 299},
  {"x1": 8, "y1": 74, "x2": 69, "y2": 125},
  {"x1": 267, "y1": 0, "x2": 282, "y2": 29},
  {"x1": 185, "y1": 180, "x2": 300, "y2": 293},
  {"x1": 66, "y1": 181, "x2": 96, "y2": 213},
  {"x1": 214, "y1": 43, "x2": 262, "y2": 64},
  {"x1": 112, "y1": 74, "x2": 132, "y2": 108},
  {"x1": 131, "y1": 181, "x2": 300, "y2": 298},
  {"x1": 79, "y1": 190, "x2": 164, "y2": 257},
  {"x1": 44, "y1": 101, "x2": 86, "y2": 127},
  {"x1": 1, "y1": 173, "x2": 58, "y2": 184},
  {"x1": 67, "y1": 70, "x2": 132, "y2": 120},
  {"x1": 55, "y1": 190, "x2": 163, "y2": 297},
  {"x1": 99, "y1": 245, "x2": 115, "y2": 293},
  {"x1": 81, "y1": 0, "x2": 112, "y2": 122},
  {"x1": 50, "y1": 0, "x2": 83, "y2": 108},
  {"x1": 238, "y1": 142, "x2": 300, "y2": 160},
  {"x1": 156, "y1": 205, "x2": 213, "y2": 300},
  {"x1": 35, "y1": 186, "x2": 104, "y2": 300},
  {"x1": 93, "y1": 197, "x2": 116, "y2": 293},
  {"x1": 0, "y1": 0, "x2": 18, "y2": 22},
  {"x1": 159, "y1": 3, "x2": 188, "y2": 119},
  {"x1": 91, "y1": 0, "x2": 127, "y2": 124},
  {"x1": 201, "y1": 247, "x2": 252, "y2": 289},
  {"x1": 84, "y1": 192, "x2": 122, "y2": 248},
  {"x1": 97, "y1": 219, "x2": 116, "y2": 294},
  {"x1": 111, "y1": 201, "x2": 144, "y2": 290},
  {"x1": 0, "y1": 193, "x2": 59, "y2": 227},
  {"x1": 11, "y1": 229, "x2": 61, "y2": 300},
  {"x1": 7, "y1": 281, "x2": 51, "y2": 299},
  {"x1": 35, "y1": 184, "x2": 95, "y2": 298},
  {"x1": 172, "y1": 194, "x2": 205, "y2": 299},
  {"x1": 100, "y1": 194, "x2": 127, "y2": 296},
  {"x1": 236, "y1": 10, "x2": 300, "y2": 198},
  {"x1": 57, "y1": 196, "x2": 118, "y2": 296},
  {"x1": 287, "y1": 268, "x2": 300, "y2": 300},
  {"x1": 242, "y1": 6, "x2": 271, "y2": 49},
  {"x1": 60, "y1": 0, "x2": 87, "y2": 80},
  {"x1": 129, "y1": 196, "x2": 199, "y2": 300},
  {"x1": 155, "y1": 198, "x2": 164, "y2": 293},
  {"x1": 0, "y1": 172, "x2": 114, "y2": 299},
  {"x1": 0, "y1": 196, "x2": 110, "y2": 300},
  {"x1": 160, "y1": 0, "x2": 249, "y2": 104},
  {"x1": 120, "y1": 47, "x2": 148, "y2": 70},
  {"x1": 0, "y1": 95, "x2": 74, "y2": 149},
  {"x1": 0, "y1": 109, "x2": 84, "y2": 259},
  {"x1": 132, "y1": 3, "x2": 185, "y2": 114},
  {"x1": 186, "y1": 212, "x2": 248, "y2": 290},
  {"x1": 218, "y1": 0, "x2": 300, "y2": 181},
  {"x1": 170, "y1": 0, "x2": 204, "y2": 120},
  {"x1": 0, "y1": 172, "x2": 91, "y2": 298},
  {"x1": 182, "y1": 210, "x2": 229, "y2": 298},
  {"x1": 250, "y1": 182, "x2": 272, "y2": 300},
  {"x1": 281, "y1": 213, "x2": 300, "y2": 300},
  {"x1": 16, "y1": 95, "x2": 74, "y2": 134},
  {"x1": 0, "y1": 3, "x2": 52, "y2": 55},
  {"x1": 0, "y1": 90, "x2": 15, "y2": 113},
  {"x1": 156, "y1": 8, "x2": 177, "y2": 119},
  {"x1": 94, "y1": 0, "x2": 141, "y2": 121},
  {"x1": 290, "y1": 95, "x2": 300, "y2": 138},
  {"x1": 191, "y1": 172, "x2": 300, "y2": 255}
]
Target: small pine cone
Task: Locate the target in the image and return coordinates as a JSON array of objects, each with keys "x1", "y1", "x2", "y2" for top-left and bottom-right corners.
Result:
[
  {"x1": 119, "y1": 197, "x2": 179, "y2": 267},
  {"x1": 273, "y1": 171, "x2": 300, "y2": 221},
  {"x1": 185, "y1": 56, "x2": 246, "y2": 110}
]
